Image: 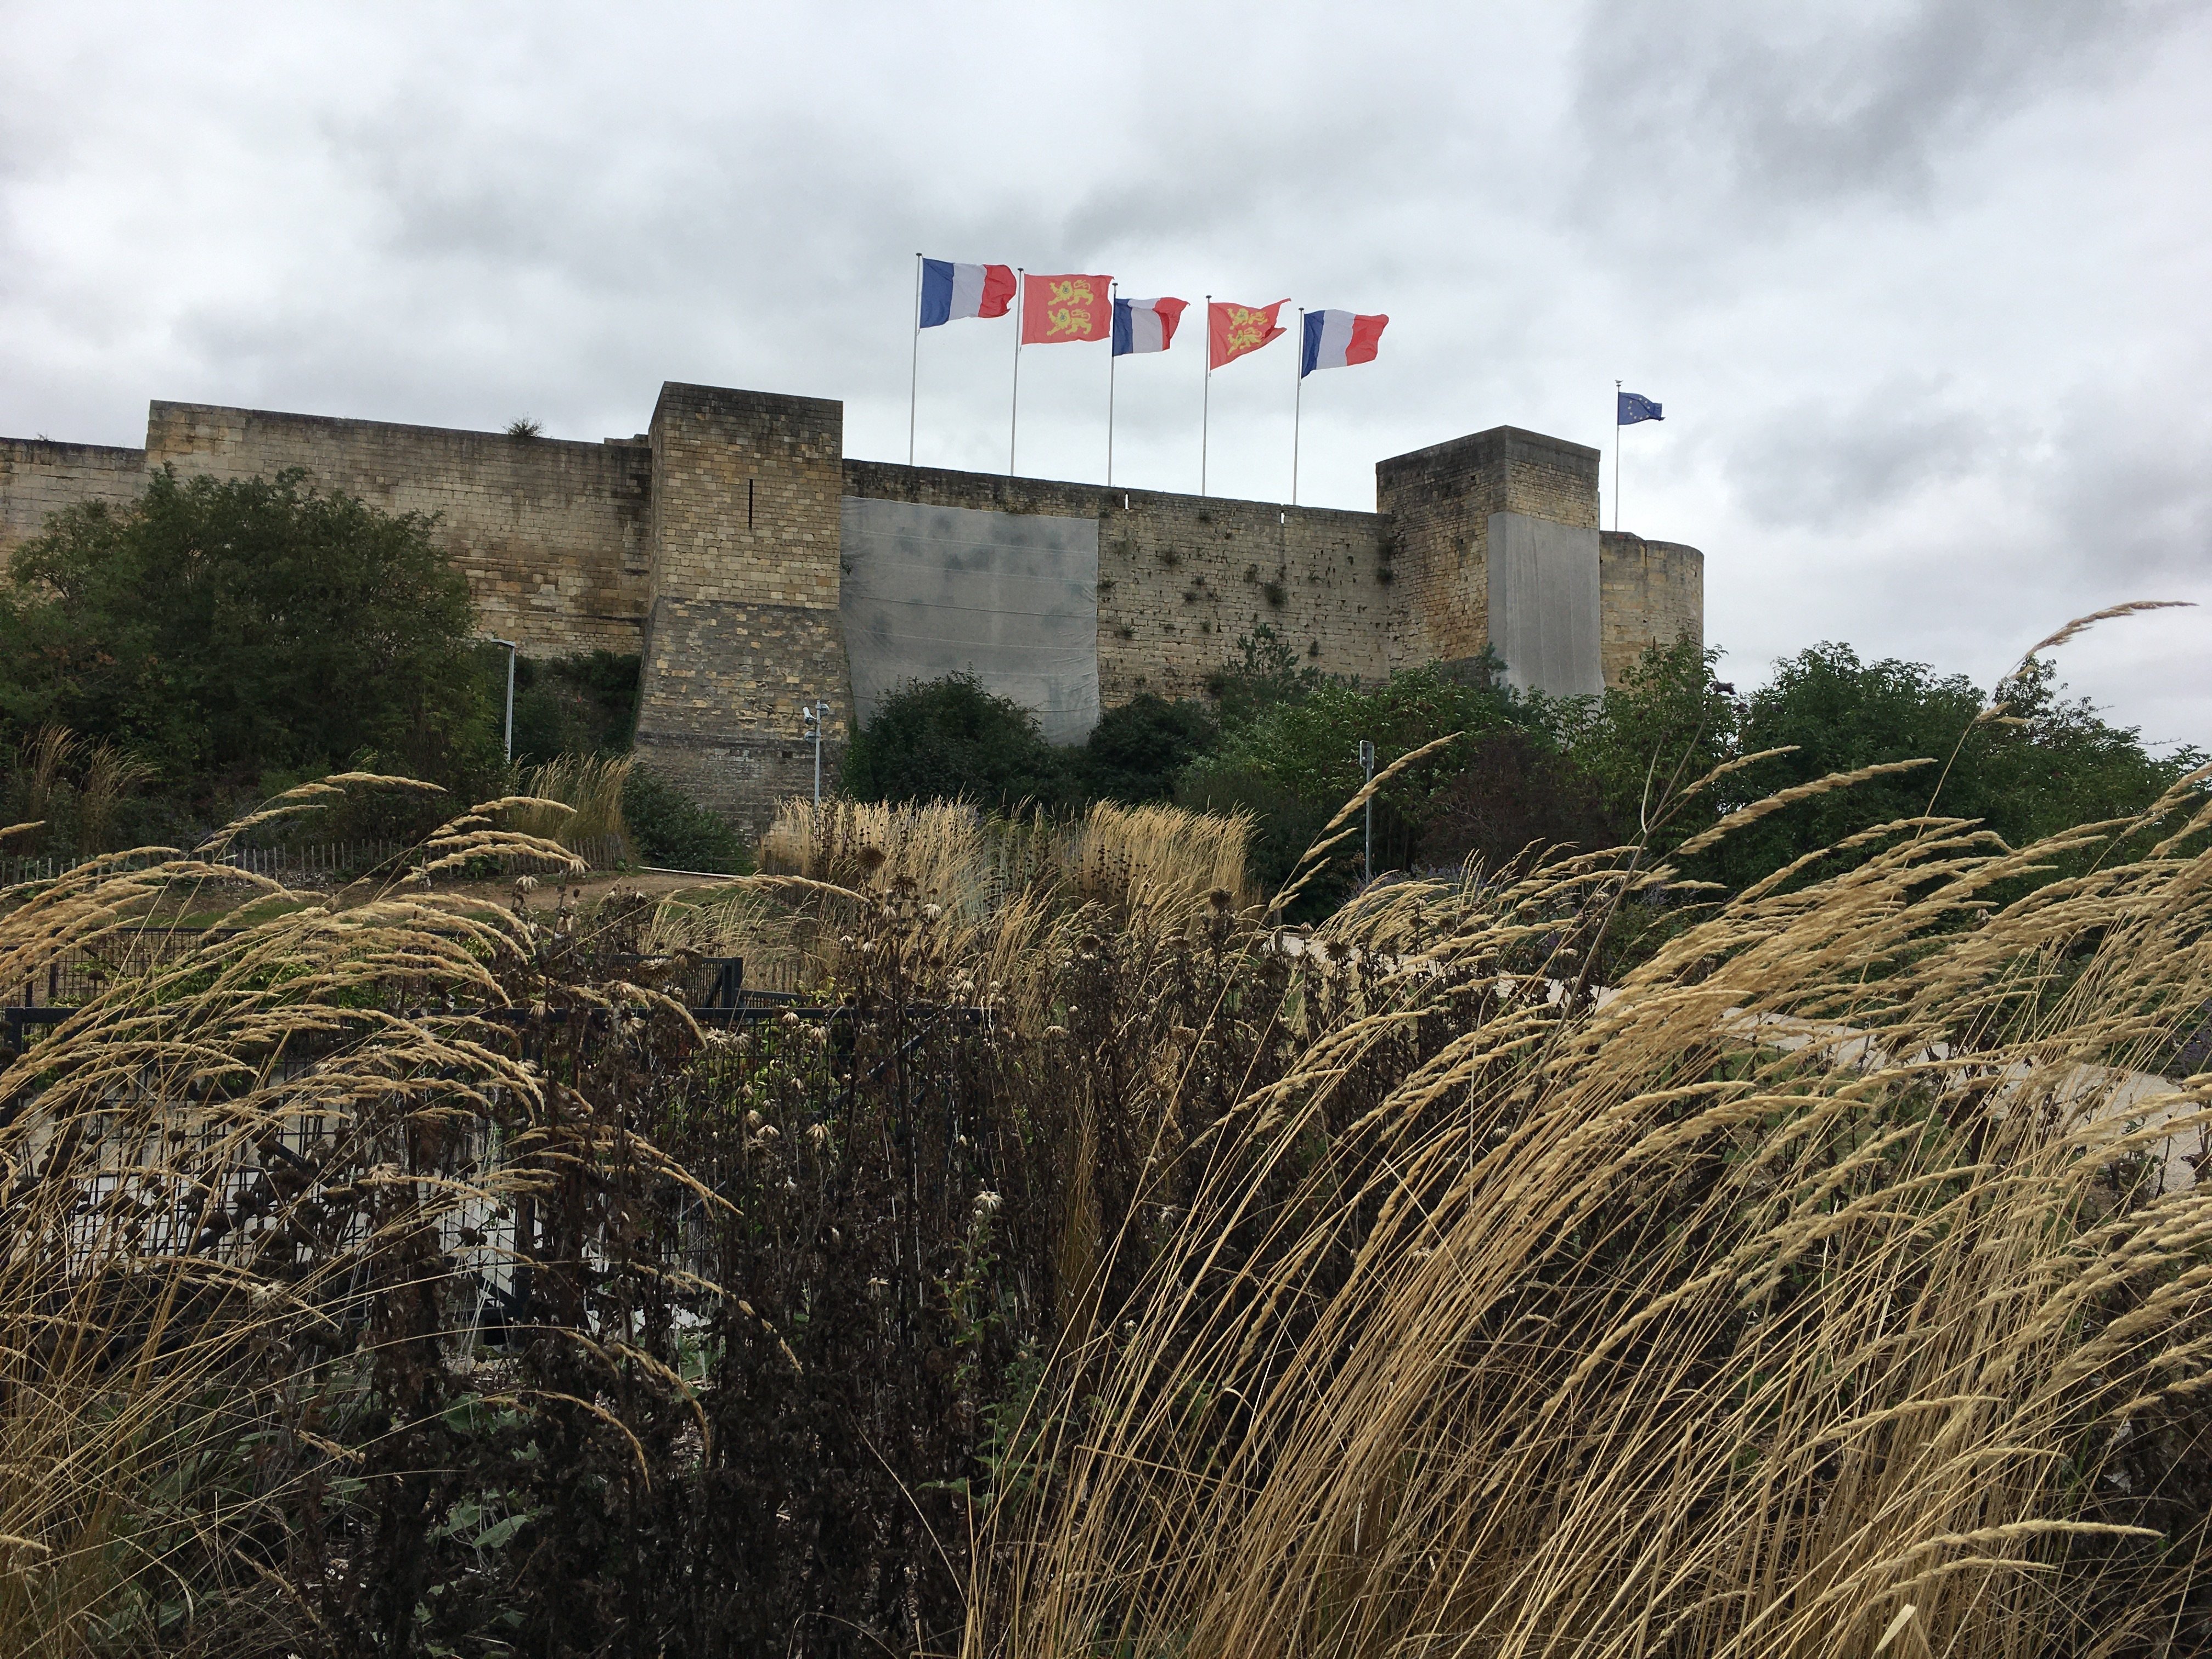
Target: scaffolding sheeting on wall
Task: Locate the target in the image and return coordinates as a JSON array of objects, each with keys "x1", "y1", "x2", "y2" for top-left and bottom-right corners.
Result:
[{"x1": 837, "y1": 496, "x2": 1102, "y2": 746}]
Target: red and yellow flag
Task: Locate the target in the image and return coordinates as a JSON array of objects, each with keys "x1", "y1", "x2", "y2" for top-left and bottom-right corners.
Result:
[
  {"x1": 1208, "y1": 298, "x2": 1288, "y2": 369},
  {"x1": 1020, "y1": 273, "x2": 1113, "y2": 344}
]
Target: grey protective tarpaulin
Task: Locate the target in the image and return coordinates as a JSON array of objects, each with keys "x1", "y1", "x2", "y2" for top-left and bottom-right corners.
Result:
[
  {"x1": 1485, "y1": 511, "x2": 1605, "y2": 698},
  {"x1": 837, "y1": 496, "x2": 1101, "y2": 745}
]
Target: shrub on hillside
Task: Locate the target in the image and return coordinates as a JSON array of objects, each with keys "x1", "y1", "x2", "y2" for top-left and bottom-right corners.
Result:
[{"x1": 621, "y1": 763, "x2": 751, "y2": 872}]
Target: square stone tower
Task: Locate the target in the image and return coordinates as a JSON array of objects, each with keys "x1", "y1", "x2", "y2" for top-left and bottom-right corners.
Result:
[
  {"x1": 631, "y1": 383, "x2": 853, "y2": 827},
  {"x1": 1375, "y1": 426, "x2": 1607, "y2": 696}
]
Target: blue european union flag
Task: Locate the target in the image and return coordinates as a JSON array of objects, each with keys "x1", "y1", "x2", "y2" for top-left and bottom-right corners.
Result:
[{"x1": 1618, "y1": 392, "x2": 1663, "y2": 425}]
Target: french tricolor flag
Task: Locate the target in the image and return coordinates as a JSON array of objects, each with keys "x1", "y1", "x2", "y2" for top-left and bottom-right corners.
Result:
[
  {"x1": 1112, "y1": 295, "x2": 1188, "y2": 356},
  {"x1": 1300, "y1": 309, "x2": 1389, "y2": 377},
  {"x1": 920, "y1": 259, "x2": 1017, "y2": 326}
]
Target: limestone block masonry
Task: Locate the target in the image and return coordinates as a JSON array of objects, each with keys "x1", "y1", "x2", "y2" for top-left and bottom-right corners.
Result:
[
  {"x1": 1, "y1": 381, "x2": 1705, "y2": 833},
  {"x1": 634, "y1": 384, "x2": 850, "y2": 822}
]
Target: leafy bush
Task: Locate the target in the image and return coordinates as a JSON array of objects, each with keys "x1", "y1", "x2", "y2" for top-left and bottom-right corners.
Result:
[
  {"x1": 1419, "y1": 726, "x2": 1620, "y2": 873},
  {"x1": 1175, "y1": 760, "x2": 1336, "y2": 906},
  {"x1": 1184, "y1": 646, "x2": 1525, "y2": 900},
  {"x1": 621, "y1": 763, "x2": 751, "y2": 872},
  {"x1": 842, "y1": 673, "x2": 1074, "y2": 810},
  {"x1": 505, "y1": 650, "x2": 640, "y2": 765},
  {"x1": 1077, "y1": 692, "x2": 1216, "y2": 803}
]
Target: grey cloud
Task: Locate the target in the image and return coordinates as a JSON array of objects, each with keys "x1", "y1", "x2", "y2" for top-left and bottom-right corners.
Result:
[
  {"x1": 1571, "y1": 0, "x2": 2164, "y2": 221},
  {"x1": 2035, "y1": 394, "x2": 2212, "y2": 586},
  {"x1": 1725, "y1": 377, "x2": 1992, "y2": 529}
]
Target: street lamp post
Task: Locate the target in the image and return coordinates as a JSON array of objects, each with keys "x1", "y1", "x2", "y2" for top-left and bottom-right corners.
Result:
[
  {"x1": 486, "y1": 639, "x2": 519, "y2": 765},
  {"x1": 1357, "y1": 739, "x2": 1376, "y2": 884},
  {"x1": 802, "y1": 699, "x2": 831, "y2": 807}
]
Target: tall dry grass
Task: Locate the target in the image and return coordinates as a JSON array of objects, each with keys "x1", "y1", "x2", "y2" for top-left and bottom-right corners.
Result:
[
  {"x1": 509, "y1": 752, "x2": 631, "y2": 854},
  {"x1": 5, "y1": 699, "x2": 2211, "y2": 1655},
  {"x1": 965, "y1": 778, "x2": 2212, "y2": 1657},
  {"x1": 730, "y1": 796, "x2": 1255, "y2": 998},
  {"x1": 0, "y1": 775, "x2": 686, "y2": 1657}
]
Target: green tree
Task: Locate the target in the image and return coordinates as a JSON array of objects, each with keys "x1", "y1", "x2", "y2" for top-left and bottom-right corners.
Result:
[
  {"x1": 1542, "y1": 636, "x2": 1737, "y2": 855},
  {"x1": 1695, "y1": 643, "x2": 2194, "y2": 889},
  {"x1": 1419, "y1": 727, "x2": 1620, "y2": 874},
  {"x1": 842, "y1": 673, "x2": 1073, "y2": 810},
  {"x1": 0, "y1": 468, "x2": 496, "y2": 795},
  {"x1": 1182, "y1": 655, "x2": 1526, "y2": 901},
  {"x1": 1078, "y1": 693, "x2": 1216, "y2": 803}
]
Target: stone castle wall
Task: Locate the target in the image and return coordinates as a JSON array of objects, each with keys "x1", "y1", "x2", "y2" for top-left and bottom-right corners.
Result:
[
  {"x1": 1374, "y1": 426, "x2": 1604, "y2": 675},
  {"x1": 632, "y1": 384, "x2": 851, "y2": 822},
  {"x1": 0, "y1": 381, "x2": 1706, "y2": 832},
  {"x1": 1599, "y1": 532, "x2": 1706, "y2": 685},
  {"x1": 840, "y1": 462, "x2": 1397, "y2": 705},
  {"x1": 1, "y1": 439, "x2": 153, "y2": 549},
  {"x1": 142, "y1": 403, "x2": 652, "y2": 657}
]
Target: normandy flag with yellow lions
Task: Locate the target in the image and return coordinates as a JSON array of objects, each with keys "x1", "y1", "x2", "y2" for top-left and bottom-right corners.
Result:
[
  {"x1": 1020, "y1": 273, "x2": 1113, "y2": 343},
  {"x1": 1208, "y1": 298, "x2": 1288, "y2": 368}
]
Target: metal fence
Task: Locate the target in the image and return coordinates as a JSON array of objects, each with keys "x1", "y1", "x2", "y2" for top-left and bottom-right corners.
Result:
[{"x1": 3, "y1": 835, "x2": 629, "y2": 888}]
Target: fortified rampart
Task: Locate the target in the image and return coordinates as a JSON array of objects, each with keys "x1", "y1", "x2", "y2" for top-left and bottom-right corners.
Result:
[{"x1": 2, "y1": 381, "x2": 1704, "y2": 831}]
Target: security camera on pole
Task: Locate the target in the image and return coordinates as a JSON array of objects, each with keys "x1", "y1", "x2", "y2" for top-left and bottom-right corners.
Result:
[{"x1": 802, "y1": 699, "x2": 831, "y2": 806}]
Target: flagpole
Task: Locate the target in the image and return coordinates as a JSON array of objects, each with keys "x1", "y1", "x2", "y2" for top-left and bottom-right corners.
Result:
[
  {"x1": 1291, "y1": 307, "x2": 1304, "y2": 506},
  {"x1": 908, "y1": 253, "x2": 922, "y2": 467},
  {"x1": 1107, "y1": 281, "x2": 1117, "y2": 488},
  {"x1": 1010, "y1": 270, "x2": 1024, "y2": 477},
  {"x1": 1613, "y1": 378, "x2": 1621, "y2": 533},
  {"x1": 1201, "y1": 294, "x2": 1211, "y2": 497}
]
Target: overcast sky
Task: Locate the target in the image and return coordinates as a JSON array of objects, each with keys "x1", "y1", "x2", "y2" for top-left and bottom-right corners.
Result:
[{"x1": 4, "y1": 2, "x2": 2208, "y2": 743}]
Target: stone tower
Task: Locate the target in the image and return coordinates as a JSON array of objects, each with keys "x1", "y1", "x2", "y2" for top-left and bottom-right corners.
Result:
[{"x1": 631, "y1": 384, "x2": 854, "y2": 823}]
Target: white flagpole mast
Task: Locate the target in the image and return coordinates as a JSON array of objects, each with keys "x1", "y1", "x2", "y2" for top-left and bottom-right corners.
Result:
[
  {"x1": 908, "y1": 253, "x2": 922, "y2": 467},
  {"x1": 1292, "y1": 307, "x2": 1304, "y2": 506},
  {"x1": 1201, "y1": 294, "x2": 1211, "y2": 497},
  {"x1": 1107, "y1": 281, "x2": 1117, "y2": 487},
  {"x1": 1010, "y1": 270, "x2": 1025, "y2": 477},
  {"x1": 1613, "y1": 378, "x2": 1621, "y2": 533}
]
